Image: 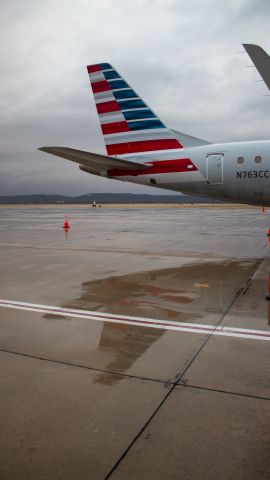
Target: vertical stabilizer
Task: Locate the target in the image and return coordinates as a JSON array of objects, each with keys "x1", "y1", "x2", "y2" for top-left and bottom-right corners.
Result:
[
  {"x1": 243, "y1": 44, "x2": 270, "y2": 90},
  {"x1": 87, "y1": 63, "x2": 183, "y2": 156}
]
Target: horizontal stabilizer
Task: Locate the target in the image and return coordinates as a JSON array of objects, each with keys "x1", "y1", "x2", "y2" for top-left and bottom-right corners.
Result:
[
  {"x1": 38, "y1": 147, "x2": 151, "y2": 176},
  {"x1": 243, "y1": 44, "x2": 270, "y2": 90}
]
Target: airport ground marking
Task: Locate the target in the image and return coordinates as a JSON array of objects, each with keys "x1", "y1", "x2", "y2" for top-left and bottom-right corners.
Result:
[{"x1": 0, "y1": 299, "x2": 270, "y2": 342}]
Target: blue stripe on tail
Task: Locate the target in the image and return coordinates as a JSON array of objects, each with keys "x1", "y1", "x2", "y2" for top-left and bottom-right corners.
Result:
[
  {"x1": 113, "y1": 89, "x2": 138, "y2": 100},
  {"x1": 118, "y1": 99, "x2": 147, "y2": 110},
  {"x1": 128, "y1": 119, "x2": 165, "y2": 130},
  {"x1": 123, "y1": 109, "x2": 156, "y2": 120}
]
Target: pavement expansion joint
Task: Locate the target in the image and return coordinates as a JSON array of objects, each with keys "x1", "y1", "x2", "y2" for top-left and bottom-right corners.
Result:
[
  {"x1": 0, "y1": 348, "x2": 169, "y2": 385},
  {"x1": 104, "y1": 383, "x2": 176, "y2": 480},
  {"x1": 179, "y1": 383, "x2": 270, "y2": 402}
]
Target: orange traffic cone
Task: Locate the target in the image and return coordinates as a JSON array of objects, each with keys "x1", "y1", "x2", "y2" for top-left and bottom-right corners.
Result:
[
  {"x1": 262, "y1": 206, "x2": 266, "y2": 213},
  {"x1": 267, "y1": 227, "x2": 270, "y2": 236},
  {"x1": 63, "y1": 216, "x2": 70, "y2": 229}
]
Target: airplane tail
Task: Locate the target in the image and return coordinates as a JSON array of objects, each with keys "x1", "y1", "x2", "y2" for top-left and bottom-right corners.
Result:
[{"x1": 87, "y1": 63, "x2": 183, "y2": 156}]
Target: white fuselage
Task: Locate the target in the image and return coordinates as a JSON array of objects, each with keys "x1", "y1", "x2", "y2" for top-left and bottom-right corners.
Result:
[{"x1": 110, "y1": 140, "x2": 270, "y2": 206}]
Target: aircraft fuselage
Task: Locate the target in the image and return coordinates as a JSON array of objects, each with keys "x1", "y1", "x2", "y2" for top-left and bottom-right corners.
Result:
[{"x1": 109, "y1": 140, "x2": 270, "y2": 206}]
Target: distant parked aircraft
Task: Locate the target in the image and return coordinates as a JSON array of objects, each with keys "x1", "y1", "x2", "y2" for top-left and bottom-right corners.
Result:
[
  {"x1": 39, "y1": 56, "x2": 270, "y2": 206},
  {"x1": 243, "y1": 43, "x2": 270, "y2": 90}
]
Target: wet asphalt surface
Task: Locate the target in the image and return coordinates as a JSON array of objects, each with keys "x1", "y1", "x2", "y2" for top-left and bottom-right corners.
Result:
[{"x1": 0, "y1": 206, "x2": 270, "y2": 479}]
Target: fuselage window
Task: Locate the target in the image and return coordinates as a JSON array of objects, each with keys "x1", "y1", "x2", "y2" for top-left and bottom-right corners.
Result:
[
  {"x1": 237, "y1": 156, "x2": 244, "y2": 164},
  {"x1": 255, "y1": 155, "x2": 262, "y2": 163}
]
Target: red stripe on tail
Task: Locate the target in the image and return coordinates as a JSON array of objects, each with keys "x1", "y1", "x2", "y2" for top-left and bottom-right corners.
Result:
[
  {"x1": 101, "y1": 121, "x2": 130, "y2": 134},
  {"x1": 87, "y1": 65, "x2": 101, "y2": 73},
  {"x1": 91, "y1": 80, "x2": 110, "y2": 93},
  {"x1": 106, "y1": 139, "x2": 181, "y2": 155},
  {"x1": 97, "y1": 101, "x2": 120, "y2": 114},
  {"x1": 108, "y1": 159, "x2": 197, "y2": 177}
]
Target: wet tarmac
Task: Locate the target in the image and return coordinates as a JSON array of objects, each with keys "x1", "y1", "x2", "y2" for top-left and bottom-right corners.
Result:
[{"x1": 0, "y1": 206, "x2": 270, "y2": 479}]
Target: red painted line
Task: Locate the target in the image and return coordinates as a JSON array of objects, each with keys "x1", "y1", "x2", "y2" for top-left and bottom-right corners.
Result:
[
  {"x1": 106, "y1": 139, "x2": 182, "y2": 155},
  {"x1": 91, "y1": 80, "x2": 110, "y2": 93},
  {"x1": 96, "y1": 101, "x2": 120, "y2": 114},
  {"x1": 101, "y1": 121, "x2": 130, "y2": 135},
  {"x1": 87, "y1": 65, "x2": 101, "y2": 74},
  {"x1": 108, "y1": 158, "x2": 197, "y2": 177}
]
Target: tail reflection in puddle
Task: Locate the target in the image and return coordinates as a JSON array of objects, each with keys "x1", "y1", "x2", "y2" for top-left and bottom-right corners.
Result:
[{"x1": 44, "y1": 260, "x2": 258, "y2": 384}]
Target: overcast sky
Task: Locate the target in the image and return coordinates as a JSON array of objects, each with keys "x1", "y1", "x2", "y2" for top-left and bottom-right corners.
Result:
[{"x1": 0, "y1": 0, "x2": 270, "y2": 196}]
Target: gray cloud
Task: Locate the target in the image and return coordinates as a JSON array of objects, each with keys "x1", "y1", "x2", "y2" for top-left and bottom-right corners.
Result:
[{"x1": 0, "y1": 0, "x2": 270, "y2": 195}]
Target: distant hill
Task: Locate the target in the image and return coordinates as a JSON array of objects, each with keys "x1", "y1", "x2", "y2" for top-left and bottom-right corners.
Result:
[{"x1": 0, "y1": 193, "x2": 222, "y2": 204}]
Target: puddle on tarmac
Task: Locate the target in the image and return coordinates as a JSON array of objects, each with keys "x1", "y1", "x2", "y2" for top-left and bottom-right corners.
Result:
[
  {"x1": 46, "y1": 260, "x2": 259, "y2": 321},
  {"x1": 43, "y1": 260, "x2": 259, "y2": 385}
]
